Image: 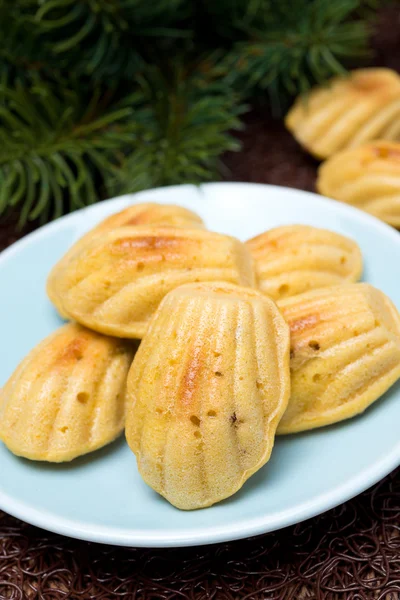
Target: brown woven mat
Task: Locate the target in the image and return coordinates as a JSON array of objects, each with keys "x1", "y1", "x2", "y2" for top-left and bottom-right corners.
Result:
[{"x1": 1, "y1": 6, "x2": 400, "y2": 598}]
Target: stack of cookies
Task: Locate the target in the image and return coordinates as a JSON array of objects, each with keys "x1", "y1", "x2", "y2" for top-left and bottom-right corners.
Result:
[{"x1": 1, "y1": 199, "x2": 400, "y2": 510}]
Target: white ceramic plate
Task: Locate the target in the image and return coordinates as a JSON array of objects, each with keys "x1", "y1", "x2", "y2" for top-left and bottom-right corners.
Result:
[{"x1": 0, "y1": 183, "x2": 399, "y2": 547}]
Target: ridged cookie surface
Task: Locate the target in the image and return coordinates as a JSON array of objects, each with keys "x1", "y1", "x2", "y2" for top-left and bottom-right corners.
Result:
[
  {"x1": 247, "y1": 225, "x2": 362, "y2": 300},
  {"x1": 317, "y1": 141, "x2": 400, "y2": 227},
  {"x1": 286, "y1": 69, "x2": 400, "y2": 159},
  {"x1": 126, "y1": 282, "x2": 290, "y2": 509},
  {"x1": 277, "y1": 284, "x2": 400, "y2": 434},
  {"x1": 48, "y1": 227, "x2": 256, "y2": 338},
  {"x1": 0, "y1": 323, "x2": 136, "y2": 461},
  {"x1": 47, "y1": 203, "x2": 204, "y2": 317}
]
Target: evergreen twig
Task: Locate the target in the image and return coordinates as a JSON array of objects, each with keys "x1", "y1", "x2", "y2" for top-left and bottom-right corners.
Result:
[
  {"x1": 219, "y1": 0, "x2": 372, "y2": 100},
  {"x1": 29, "y1": 0, "x2": 191, "y2": 80},
  {"x1": 0, "y1": 0, "x2": 382, "y2": 225},
  {"x1": 111, "y1": 63, "x2": 245, "y2": 193},
  {"x1": 0, "y1": 82, "x2": 143, "y2": 226}
]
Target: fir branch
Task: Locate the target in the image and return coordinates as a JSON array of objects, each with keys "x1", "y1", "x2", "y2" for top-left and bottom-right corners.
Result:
[
  {"x1": 0, "y1": 0, "x2": 383, "y2": 228},
  {"x1": 219, "y1": 0, "x2": 373, "y2": 101},
  {"x1": 0, "y1": 82, "x2": 143, "y2": 227},
  {"x1": 198, "y1": 0, "x2": 271, "y2": 40},
  {"x1": 26, "y1": 0, "x2": 191, "y2": 80},
  {"x1": 0, "y1": 1, "x2": 48, "y2": 83},
  {"x1": 111, "y1": 64, "x2": 245, "y2": 194}
]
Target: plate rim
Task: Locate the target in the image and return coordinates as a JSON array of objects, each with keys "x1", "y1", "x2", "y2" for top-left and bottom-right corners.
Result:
[
  {"x1": 1, "y1": 181, "x2": 400, "y2": 548},
  {"x1": 3, "y1": 181, "x2": 400, "y2": 262},
  {"x1": 0, "y1": 439, "x2": 399, "y2": 547}
]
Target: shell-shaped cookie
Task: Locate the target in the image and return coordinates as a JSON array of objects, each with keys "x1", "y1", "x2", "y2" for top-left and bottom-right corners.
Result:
[
  {"x1": 47, "y1": 203, "x2": 204, "y2": 317},
  {"x1": 126, "y1": 282, "x2": 290, "y2": 510},
  {"x1": 0, "y1": 323, "x2": 136, "y2": 462},
  {"x1": 277, "y1": 284, "x2": 400, "y2": 434},
  {"x1": 47, "y1": 227, "x2": 256, "y2": 339},
  {"x1": 285, "y1": 68, "x2": 400, "y2": 159},
  {"x1": 246, "y1": 225, "x2": 362, "y2": 301},
  {"x1": 317, "y1": 141, "x2": 400, "y2": 227},
  {"x1": 91, "y1": 202, "x2": 204, "y2": 232}
]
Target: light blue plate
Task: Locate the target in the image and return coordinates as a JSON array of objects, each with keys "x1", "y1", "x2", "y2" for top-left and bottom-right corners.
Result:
[{"x1": 0, "y1": 182, "x2": 399, "y2": 547}]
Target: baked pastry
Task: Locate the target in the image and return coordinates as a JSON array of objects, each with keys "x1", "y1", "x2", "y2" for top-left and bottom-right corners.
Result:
[
  {"x1": 125, "y1": 282, "x2": 290, "y2": 510},
  {"x1": 47, "y1": 203, "x2": 204, "y2": 316},
  {"x1": 0, "y1": 323, "x2": 136, "y2": 462},
  {"x1": 317, "y1": 141, "x2": 400, "y2": 227},
  {"x1": 246, "y1": 225, "x2": 362, "y2": 300},
  {"x1": 47, "y1": 227, "x2": 256, "y2": 339},
  {"x1": 285, "y1": 68, "x2": 400, "y2": 159},
  {"x1": 277, "y1": 283, "x2": 400, "y2": 434},
  {"x1": 89, "y1": 202, "x2": 204, "y2": 232}
]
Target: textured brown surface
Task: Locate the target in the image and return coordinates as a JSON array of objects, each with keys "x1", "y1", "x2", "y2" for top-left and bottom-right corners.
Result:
[
  {"x1": 1, "y1": 5, "x2": 400, "y2": 599},
  {"x1": 0, "y1": 470, "x2": 399, "y2": 599}
]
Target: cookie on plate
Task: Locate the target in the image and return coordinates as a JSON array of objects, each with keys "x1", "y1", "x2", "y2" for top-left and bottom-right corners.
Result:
[
  {"x1": 47, "y1": 203, "x2": 204, "y2": 317},
  {"x1": 277, "y1": 284, "x2": 400, "y2": 434},
  {"x1": 47, "y1": 227, "x2": 256, "y2": 338},
  {"x1": 0, "y1": 323, "x2": 136, "y2": 461},
  {"x1": 126, "y1": 282, "x2": 290, "y2": 509},
  {"x1": 247, "y1": 225, "x2": 362, "y2": 300}
]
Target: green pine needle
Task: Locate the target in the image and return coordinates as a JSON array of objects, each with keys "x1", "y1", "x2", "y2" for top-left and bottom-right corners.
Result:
[
  {"x1": 0, "y1": 82, "x2": 142, "y2": 227},
  {"x1": 219, "y1": 0, "x2": 372, "y2": 99},
  {"x1": 0, "y1": 66, "x2": 245, "y2": 226},
  {"x1": 0, "y1": 0, "x2": 384, "y2": 227},
  {"x1": 28, "y1": 0, "x2": 191, "y2": 80},
  {"x1": 110, "y1": 64, "x2": 245, "y2": 194}
]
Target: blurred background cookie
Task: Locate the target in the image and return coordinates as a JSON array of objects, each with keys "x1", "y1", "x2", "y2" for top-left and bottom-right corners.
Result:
[
  {"x1": 317, "y1": 141, "x2": 400, "y2": 228},
  {"x1": 285, "y1": 69, "x2": 400, "y2": 159}
]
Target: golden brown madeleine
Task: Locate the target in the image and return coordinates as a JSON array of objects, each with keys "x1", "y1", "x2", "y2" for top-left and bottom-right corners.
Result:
[
  {"x1": 285, "y1": 68, "x2": 400, "y2": 159},
  {"x1": 47, "y1": 203, "x2": 204, "y2": 316},
  {"x1": 90, "y1": 202, "x2": 204, "y2": 232},
  {"x1": 47, "y1": 227, "x2": 256, "y2": 339},
  {"x1": 126, "y1": 282, "x2": 290, "y2": 510},
  {"x1": 317, "y1": 141, "x2": 400, "y2": 228},
  {"x1": 246, "y1": 225, "x2": 362, "y2": 301},
  {"x1": 0, "y1": 323, "x2": 137, "y2": 462},
  {"x1": 277, "y1": 284, "x2": 400, "y2": 434}
]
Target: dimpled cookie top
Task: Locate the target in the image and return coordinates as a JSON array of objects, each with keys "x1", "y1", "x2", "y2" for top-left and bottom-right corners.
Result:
[
  {"x1": 125, "y1": 282, "x2": 290, "y2": 510},
  {"x1": 47, "y1": 227, "x2": 256, "y2": 339},
  {"x1": 277, "y1": 283, "x2": 400, "y2": 434},
  {"x1": 46, "y1": 203, "x2": 204, "y2": 317},
  {"x1": 246, "y1": 225, "x2": 362, "y2": 301},
  {"x1": 0, "y1": 323, "x2": 136, "y2": 462}
]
